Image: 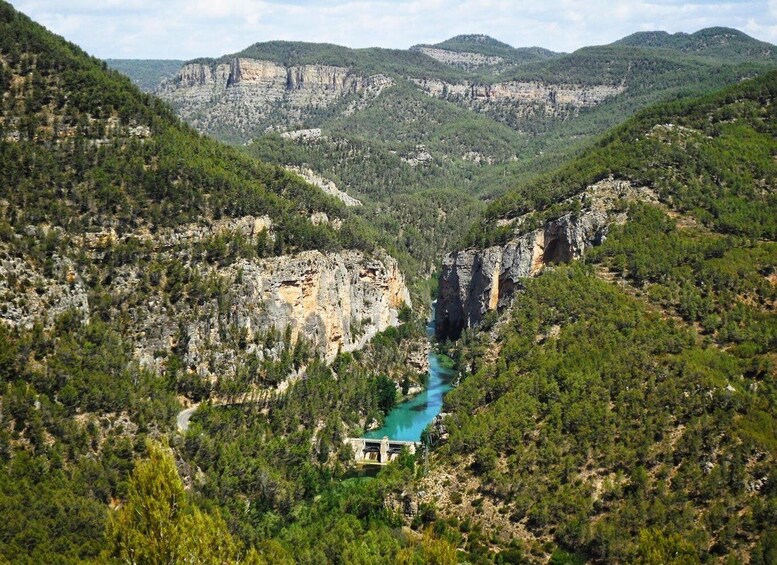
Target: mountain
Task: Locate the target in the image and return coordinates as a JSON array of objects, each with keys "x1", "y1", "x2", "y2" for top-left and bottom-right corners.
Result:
[
  {"x1": 105, "y1": 58, "x2": 184, "y2": 92},
  {"x1": 109, "y1": 29, "x2": 776, "y2": 287},
  {"x1": 613, "y1": 26, "x2": 777, "y2": 62},
  {"x1": 0, "y1": 4, "x2": 440, "y2": 560},
  {"x1": 410, "y1": 34, "x2": 561, "y2": 71},
  {"x1": 429, "y1": 71, "x2": 777, "y2": 561},
  {"x1": 5, "y1": 2, "x2": 777, "y2": 561}
]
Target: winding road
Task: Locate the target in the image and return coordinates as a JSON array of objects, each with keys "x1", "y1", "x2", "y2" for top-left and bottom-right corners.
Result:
[{"x1": 176, "y1": 405, "x2": 198, "y2": 433}]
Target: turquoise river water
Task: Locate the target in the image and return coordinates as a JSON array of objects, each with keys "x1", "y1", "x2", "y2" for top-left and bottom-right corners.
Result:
[{"x1": 363, "y1": 313, "x2": 455, "y2": 441}]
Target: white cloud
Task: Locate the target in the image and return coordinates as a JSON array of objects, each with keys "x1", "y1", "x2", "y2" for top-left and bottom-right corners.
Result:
[{"x1": 9, "y1": 0, "x2": 777, "y2": 59}]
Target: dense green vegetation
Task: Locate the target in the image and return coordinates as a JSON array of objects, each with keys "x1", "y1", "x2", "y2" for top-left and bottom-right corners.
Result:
[
  {"x1": 104, "y1": 58, "x2": 184, "y2": 92},
  {"x1": 3, "y1": 0, "x2": 777, "y2": 562},
  {"x1": 0, "y1": 3, "x2": 448, "y2": 562},
  {"x1": 613, "y1": 27, "x2": 777, "y2": 63},
  {"x1": 114, "y1": 25, "x2": 775, "y2": 287},
  {"x1": 438, "y1": 259, "x2": 775, "y2": 562},
  {"x1": 430, "y1": 68, "x2": 776, "y2": 563},
  {"x1": 0, "y1": 1, "x2": 375, "y2": 254},
  {"x1": 590, "y1": 204, "x2": 776, "y2": 352},
  {"x1": 0, "y1": 294, "x2": 433, "y2": 562},
  {"x1": 467, "y1": 70, "x2": 777, "y2": 247}
]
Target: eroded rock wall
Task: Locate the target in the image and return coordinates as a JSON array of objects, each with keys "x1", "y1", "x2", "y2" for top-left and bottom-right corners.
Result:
[
  {"x1": 436, "y1": 179, "x2": 655, "y2": 339},
  {"x1": 157, "y1": 59, "x2": 394, "y2": 140},
  {"x1": 414, "y1": 47, "x2": 506, "y2": 70},
  {"x1": 410, "y1": 77, "x2": 624, "y2": 119},
  {"x1": 0, "y1": 218, "x2": 410, "y2": 381},
  {"x1": 132, "y1": 249, "x2": 411, "y2": 376}
]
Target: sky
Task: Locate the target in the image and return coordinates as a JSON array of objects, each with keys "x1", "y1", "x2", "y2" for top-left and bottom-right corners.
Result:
[{"x1": 9, "y1": 0, "x2": 777, "y2": 60}]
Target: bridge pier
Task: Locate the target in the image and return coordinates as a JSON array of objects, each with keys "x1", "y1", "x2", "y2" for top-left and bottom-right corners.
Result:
[{"x1": 345, "y1": 436, "x2": 420, "y2": 465}]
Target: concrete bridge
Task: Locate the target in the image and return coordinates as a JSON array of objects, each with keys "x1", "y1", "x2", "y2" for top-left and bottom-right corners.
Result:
[{"x1": 345, "y1": 436, "x2": 421, "y2": 465}]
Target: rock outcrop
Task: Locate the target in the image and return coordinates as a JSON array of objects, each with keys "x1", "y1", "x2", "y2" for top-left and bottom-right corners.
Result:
[
  {"x1": 0, "y1": 241, "x2": 89, "y2": 330},
  {"x1": 436, "y1": 179, "x2": 656, "y2": 339},
  {"x1": 123, "y1": 248, "x2": 410, "y2": 376},
  {"x1": 157, "y1": 59, "x2": 394, "y2": 141},
  {"x1": 414, "y1": 47, "x2": 506, "y2": 70},
  {"x1": 286, "y1": 166, "x2": 362, "y2": 207},
  {"x1": 0, "y1": 215, "x2": 411, "y2": 381},
  {"x1": 410, "y1": 78, "x2": 624, "y2": 119}
]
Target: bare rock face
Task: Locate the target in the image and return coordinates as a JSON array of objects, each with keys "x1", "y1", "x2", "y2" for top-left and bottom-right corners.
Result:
[
  {"x1": 228, "y1": 250, "x2": 411, "y2": 362},
  {"x1": 410, "y1": 78, "x2": 624, "y2": 120},
  {"x1": 286, "y1": 166, "x2": 362, "y2": 207},
  {"x1": 128, "y1": 248, "x2": 410, "y2": 377},
  {"x1": 2, "y1": 214, "x2": 410, "y2": 382},
  {"x1": 0, "y1": 244, "x2": 89, "y2": 330},
  {"x1": 157, "y1": 59, "x2": 394, "y2": 141},
  {"x1": 415, "y1": 47, "x2": 506, "y2": 70},
  {"x1": 436, "y1": 179, "x2": 656, "y2": 339}
]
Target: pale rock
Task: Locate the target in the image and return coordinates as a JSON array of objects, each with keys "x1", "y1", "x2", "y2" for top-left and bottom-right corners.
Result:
[
  {"x1": 287, "y1": 166, "x2": 362, "y2": 207},
  {"x1": 157, "y1": 59, "x2": 395, "y2": 141},
  {"x1": 436, "y1": 178, "x2": 656, "y2": 338},
  {"x1": 415, "y1": 47, "x2": 506, "y2": 69},
  {"x1": 410, "y1": 78, "x2": 624, "y2": 120},
  {"x1": 0, "y1": 252, "x2": 89, "y2": 330}
]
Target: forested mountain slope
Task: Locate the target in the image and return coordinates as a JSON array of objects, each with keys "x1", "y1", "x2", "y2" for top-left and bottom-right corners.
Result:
[
  {"x1": 104, "y1": 58, "x2": 184, "y2": 92},
  {"x1": 0, "y1": 4, "x2": 448, "y2": 561},
  {"x1": 110, "y1": 29, "x2": 776, "y2": 286},
  {"x1": 409, "y1": 34, "x2": 561, "y2": 72},
  {"x1": 425, "y1": 71, "x2": 777, "y2": 563},
  {"x1": 612, "y1": 27, "x2": 777, "y2": 62}
]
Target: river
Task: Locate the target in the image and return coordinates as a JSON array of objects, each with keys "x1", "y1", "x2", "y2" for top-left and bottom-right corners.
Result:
[{"x1": 363, "y1": 306, "x2": 455, "y2": 442}]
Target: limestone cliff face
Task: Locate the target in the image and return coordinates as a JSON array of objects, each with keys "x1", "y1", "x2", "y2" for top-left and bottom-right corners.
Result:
[
  {"x1": 410, "y1": 78, "x2": 624, "y2": 117},
  {"x1": 0, "y1": 216, "x2": 410, "y2": 381},
  {"x1": 414, "y1": 47, "x2": 506, "y2": 69},
  {"x1": 226, "y1": 250, "x2": 411, "y2": 362},
  {"x1": 0, "y1": 236, "x2": 89, "y2": 330},
  {"x1": 157, "y1": 59, "x2": 394, "y2": 141},
  {"x1": 436, "y1": 179, "x2": 655, "y2": 339},
  {"x1": 124, "y1": 246, "x2": 410, "y2": 376}
]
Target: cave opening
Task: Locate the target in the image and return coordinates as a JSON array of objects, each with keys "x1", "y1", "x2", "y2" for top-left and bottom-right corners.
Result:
[{"x1": 543, "y1": 235, "x2": 573, "y2": 265}]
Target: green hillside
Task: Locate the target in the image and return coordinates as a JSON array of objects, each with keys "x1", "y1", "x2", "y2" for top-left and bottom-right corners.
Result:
[
  {"x1": 412, "y1": 33, "x2": 561, "y2": 64},
  {"x1": 430, "y1": 71, "x2": 777, "y2": 563},
  {"x1": 0, "y1": 3, "x2": 450, "y2": 562},
  {"x1": 106, "y1": 29, "x2": 776, "y2": 288},
  {"x1": 105, "y1": 58, "x2": 184, "y2": 92},
  {"x1": 4, "y1": 1, "x2": 777, "y2": 562},
  {"x1": 614, "y1": 26, "x2": 777, "y2": 62},
  {"x1": 0, "y1": 6, "x2": 374, "y2": 254},
  {"x1": 467, "y1": 70, "x2": 777, "y2": 246}
]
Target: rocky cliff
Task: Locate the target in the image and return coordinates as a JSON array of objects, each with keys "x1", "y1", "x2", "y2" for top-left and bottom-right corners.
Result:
[
  {"x1": 131, "y1": 248, "x2": 410, "y2": 375},
  {"x1": 411, "y1": 78, "x2": 624, "y2": 118},
  {"x1": 436, "y1": 179, "x2": 656, "y2": 339},
  {"x1": 0, "y1": 218, "x2": 411, "y2": 381},
  {"x1": 157, "y1": 58, "x2": 394, "y2": 140},
  {"x1": 414, "y1": 47, "x2": 506, "y2": 70}
]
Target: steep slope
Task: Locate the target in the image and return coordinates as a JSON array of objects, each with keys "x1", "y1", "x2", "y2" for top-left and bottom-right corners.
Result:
[
  {"x1": 440, "y1": 70, "x2": 776, "y2": 335},
  {"x1": 0, "y1": 2, "x2": 411, "y2": 369},
  {"x1": 426, "y1": 72, "x2": 777, "y2": 562},
  {"x1": 0, "y1": 3, "x2": 436, "y2": 562}
]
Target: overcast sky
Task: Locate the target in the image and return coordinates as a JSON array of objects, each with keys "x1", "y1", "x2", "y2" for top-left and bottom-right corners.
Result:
[{"x1": 9, "y1": 0, "x2": 777, "y2": 60}]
